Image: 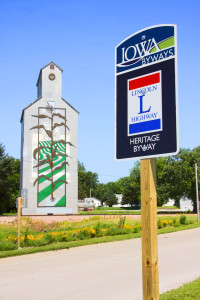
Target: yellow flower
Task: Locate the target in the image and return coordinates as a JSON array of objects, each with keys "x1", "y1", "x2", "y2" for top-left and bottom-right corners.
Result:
[
  {"x1": 27, "y1": 235, "x2": 35, "y2": 240},
  {"x1": 161, "y1": 220, "x2": 168, "y2": 225},
  {"x1": 123, "y1": 224, "x2": 134, "y2": 230},
  {"x1": 6, "y1": 234, "x2": 17, "y2": 242}
]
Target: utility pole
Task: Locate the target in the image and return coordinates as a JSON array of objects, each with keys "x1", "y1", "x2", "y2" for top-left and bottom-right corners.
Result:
[{"x1": 195, "y1": 163, "x2": 200, "y2": 221}]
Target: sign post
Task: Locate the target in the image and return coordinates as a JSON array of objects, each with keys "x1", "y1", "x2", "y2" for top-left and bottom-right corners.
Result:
[
  {"x1": 17, "y1": 197, "x2": 23, "y2": 249},
  {"x1": 115, "y1": 25, "x2": 178, "y2": 299},
  {"x1": 141, "y1": 158, "x2": 159, "y2": 299}
]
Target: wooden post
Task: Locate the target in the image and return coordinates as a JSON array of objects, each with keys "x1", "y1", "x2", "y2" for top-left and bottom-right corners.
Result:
[
  {"x1": 140, "y1": 158, "x2": 159, "y2": 300},
  {"x1": 17, "y1": 197, "x2": 21, "y2": 248}
]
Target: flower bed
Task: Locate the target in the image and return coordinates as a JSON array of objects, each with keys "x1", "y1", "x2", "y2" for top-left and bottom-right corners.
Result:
[
  {"x1": 5, "y1": 219, "x2": 142, "y2": 249},
  {"x1": 1, "y1": 215, "x2": 195, "y2": 251}
]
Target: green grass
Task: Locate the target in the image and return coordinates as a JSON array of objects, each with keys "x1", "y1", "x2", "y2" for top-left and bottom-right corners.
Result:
[
  {"x1": 0, "y1": 224, "x2": 16, "y2": 239},
  {"x1": 2, "y1": 206, "x2": 189, "y2": 216},
  {"x1": 94, "y1": 206, "x2": 141, "y2": 211},
  {"x1": 80, "y1": 207, "x2": 192, "y2": 215},
  {"x1": 80, "y1": 210, "x2": 141, "y2": 215},
  {"x1": 158, "y1": 206, "x2": 179, "y2": 210},
  {"x1": 95, "y1": 207, "x2": 125, "y2": 210},
  {"x1": 2, "y1": 212, "x2": 17, "y2": 216},
  {"x1": 160, "y1": 277, "x2": 200, "y2": 299}
]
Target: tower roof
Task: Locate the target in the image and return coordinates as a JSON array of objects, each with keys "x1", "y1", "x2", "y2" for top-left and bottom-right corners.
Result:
[
  {"x1": 20, "y1": 96, "x2": 79, "y2": 123},
  {"x1": 36, "y1": 61, "x2": 63, "y2": 87},
  {"x1": 20, "y1": 62, "x2": 79, "y2": 122}
]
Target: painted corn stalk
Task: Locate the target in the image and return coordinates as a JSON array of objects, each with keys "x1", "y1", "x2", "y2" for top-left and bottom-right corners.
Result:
[{"x1": 30, "y1": 106, "x2": 73, "y2": 207}]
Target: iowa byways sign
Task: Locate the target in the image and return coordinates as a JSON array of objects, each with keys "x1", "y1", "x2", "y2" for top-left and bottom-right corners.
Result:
[{"x1": 115, "y1": 25, "x2": 179, "y2": 160}]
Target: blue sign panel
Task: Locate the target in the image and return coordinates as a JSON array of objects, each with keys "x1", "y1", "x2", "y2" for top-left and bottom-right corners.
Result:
[{"x1": 115, "y1": 25, "x2": 179, "y2": 160}]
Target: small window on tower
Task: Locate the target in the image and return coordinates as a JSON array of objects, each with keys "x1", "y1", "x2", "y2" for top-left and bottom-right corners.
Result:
[{"x1": 50, "y1": 64, "x2": 54, "y2": 69}]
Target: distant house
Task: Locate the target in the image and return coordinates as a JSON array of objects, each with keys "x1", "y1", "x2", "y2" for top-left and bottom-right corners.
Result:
[
  {"x1": 163, "y1": 199, "x2": 175, "y2": 207},
  {"x1": 90, "y1": 198, "x2": 102, "y2": 207},
  {"x1": 113, "y1": 194, "x2": 131, "y2": 208},
  {"x1": 180, "y1": 196, "x2": 193, "y2": 211},
  {"x1": 78, "y1": 197, "x2": 101, "y2": 211},
  {"x1": 163, "y1": 197, "x2": 193, "y2": 211}
]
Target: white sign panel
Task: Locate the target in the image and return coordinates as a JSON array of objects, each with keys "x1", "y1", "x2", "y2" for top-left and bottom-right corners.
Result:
[{"x1": 128, "y1": 71, "x2": 162, "y2": 136}]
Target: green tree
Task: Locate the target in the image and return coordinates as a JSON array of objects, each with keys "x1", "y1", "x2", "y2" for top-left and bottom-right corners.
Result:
[
  {"x1": 78, "y1": 161, "x2": 86, "y2": 172},
  {"x1": 0, "y1": 143, "x2": 20, "y2": 214},
  {"x1": 78, "y1": 162, "x2": 87, "y2": 199},
  {"x1": 78, "y1": 162, "x2": 99, "y2": 199},
  {"x1": 93, "y1": 183, "x2": 107, "y2": 204},
  {"x1": 116, "y1": 176, "x2": 131, "y2": 194},
  {"x1": 78, "y1": 147, "x2": 200, "y2": 211},
  {"x1": 122, "y1": 163, "x2": 140, "y2": 206},
  {"x1": 156, "y1": 156, "x2": 170, "y2": 206},
  {"x1": 7, "y1": 159, "x2": 20, "y2": 210},
  {"x1": 156, "y1": 147, "x2": 200, "y2": 210},
  {"x1": 103, "y1": 190, "x2": 118, "y2": 207}
]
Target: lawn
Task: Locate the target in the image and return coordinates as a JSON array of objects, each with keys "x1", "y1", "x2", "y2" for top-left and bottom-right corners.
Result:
[
  {"x1": 2, "y1": 206, "x2": 188, "y2": 216},
  {"x1": 80, "y1": 209, "x2": 141, "y2": 215},
  {"x1": 160, "y1": 277, "x2": 200, "y2": 299},
  {"x1": 158, "y1": 206, "x2": 179, "y2": 210},
  {"x1": 79, "y1": 206, "x2": 187, "y2": 215}
]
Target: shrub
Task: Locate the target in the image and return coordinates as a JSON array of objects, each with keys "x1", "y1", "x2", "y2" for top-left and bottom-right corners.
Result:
[
  {"x1": 77, "y1": 227, "x2": 96, "y2": 239},
  {"x1": 157, "y1": 219, "x2": 162, "y2": 229},
  {"x1": 118, "y1": 217, "x2": 126, "y2": 229},
  {"x1": 180, "y1": 215, "x2": 187, "y2": 225},
  {"x1": 95, "y1": 222, "x2": 101, "y2": 234},
  {"x1": 133, "y1": 227, "x2": 140, "y2": 233},
  {"x1": 95, "y1": 222, "x2": 106, "y2": 237},
  {"x1": 0, "y1": 240, "x2": 17, "y2": 251},
  {"x1": 102, "y1": 223, "x2": 110, "y2": 229},
  {"x1": 107, "y1": 227, "x2": 122, "y2": 236},
  {"x1": 24, "y1": 227, "x2": 30, "y2": 243}
]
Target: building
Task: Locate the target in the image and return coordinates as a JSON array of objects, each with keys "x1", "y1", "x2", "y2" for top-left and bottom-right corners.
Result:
[
  {"x1": 163, "y1": 197, "x2": 194, "y2": 211},
  {"x1": 20, "y1": 62, "x2": 79, "y2": 215},
  {"x1": 113, "y1": 194, "x2": 131, "y2": 208},
  {"x1": 78, "y1": 198, "x2": 101, "y2": 211},
  {"x1": 180, "y1": 196, "x2": 193, "y2": 212}
]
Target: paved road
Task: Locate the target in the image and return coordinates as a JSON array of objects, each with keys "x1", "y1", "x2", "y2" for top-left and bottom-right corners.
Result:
[{"x1": 0, "y1": 228, "x2": 200, "y2": 300}]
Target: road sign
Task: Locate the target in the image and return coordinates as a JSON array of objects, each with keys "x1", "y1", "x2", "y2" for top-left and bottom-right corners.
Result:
[{"x1": 115, "y1": 25, "x2": 179, "y2": 160}]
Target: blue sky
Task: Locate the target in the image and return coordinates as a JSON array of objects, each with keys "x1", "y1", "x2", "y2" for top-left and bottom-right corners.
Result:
[{"x1": 0, "y1": 0, "x2": 200, "y2": 183}]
